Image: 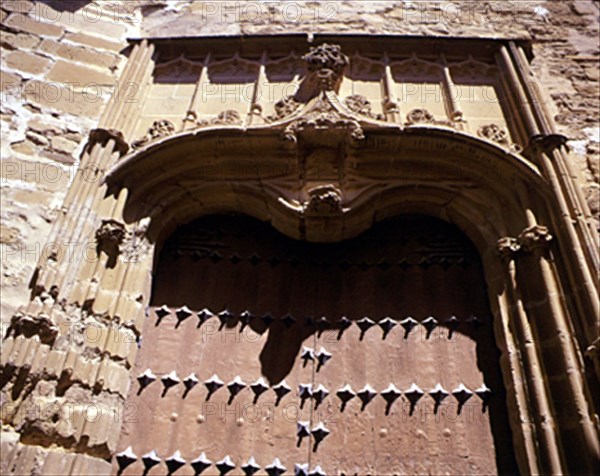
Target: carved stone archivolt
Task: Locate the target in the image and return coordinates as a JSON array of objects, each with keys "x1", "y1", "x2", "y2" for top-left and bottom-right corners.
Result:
[
  {"x1": 132, "y1": 120, "x2": 176, "y2": 149},
  {"x1": 343, "y1": 94, "x2": 384, "y2": 120}
]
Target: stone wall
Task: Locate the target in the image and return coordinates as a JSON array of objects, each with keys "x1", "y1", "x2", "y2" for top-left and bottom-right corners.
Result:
[{"x1": 0, "y1": 1, "x2": 598, "y2": 473}]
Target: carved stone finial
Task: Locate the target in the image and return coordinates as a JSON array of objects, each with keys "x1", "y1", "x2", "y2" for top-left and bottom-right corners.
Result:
[
  {"x1": 518, "y1": 225, "x2": 553, "y2": 252},
  {"x1": 344, "y1": 94, "x2": 384, "y2": 120},
  {"x1": 302, "y1": 43, "x2": 348, "y2": 92},
  {"x1": 496, "y1": 236, "x2": 520, "y2": 260},
  {"x1": 477, "y1": 123, "x2": 510, "y2": 146},
  {"x1": 304, "y1": 185, "x2": 343, "y2": 215},
  {"x1": 132, "y1": 120, "x2": 176, "y2": 149},
  {"x1": 96, "y1": 219, "x2": 127, "y2": 258}
]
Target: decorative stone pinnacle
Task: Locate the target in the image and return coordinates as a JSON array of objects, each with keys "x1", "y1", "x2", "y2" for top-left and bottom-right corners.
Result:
[{"x1": 518, "y1": 225, "x2": 553, "y2": 253}]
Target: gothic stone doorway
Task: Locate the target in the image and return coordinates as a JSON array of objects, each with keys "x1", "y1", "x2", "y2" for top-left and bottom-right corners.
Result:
[{"x1": 114, "y1": 214, "x2": 518, "y2": 475}]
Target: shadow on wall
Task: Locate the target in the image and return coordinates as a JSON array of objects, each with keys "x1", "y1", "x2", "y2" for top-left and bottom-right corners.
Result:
[{"x1": 36, "y1": 0, "x2": 93, "y2": 13}]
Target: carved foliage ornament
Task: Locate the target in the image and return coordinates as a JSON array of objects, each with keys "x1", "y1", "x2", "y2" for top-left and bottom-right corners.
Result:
[
  {"x1": 267, "y1": 96, "x2": 302, "y2": 122},
  {"x1": 132, "y1": 120, "x2": 176, "y2": 149},
  {"x1": 283, "y1": 94, "x2": 364, "y2": 144},
  {"x1": 344, "y1": 95, "x2": 384, "y2": 120},
  {"x1": 196, "y1": 110, "x2": 244, "y2": 128},
  {"x1": 477, "y1": 123, "x2": 509, "y2": 146},
  {"x1": 302, "y1": 43, "x2": 349, "y2": 92},
  {"x1": 304, "y1": 185, "x2": 343, "y2": 215}
]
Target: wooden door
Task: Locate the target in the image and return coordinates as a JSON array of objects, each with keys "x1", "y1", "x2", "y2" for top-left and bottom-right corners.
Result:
[{"x1": 113, "y1": 215, "x2": 518, "y2": 475}]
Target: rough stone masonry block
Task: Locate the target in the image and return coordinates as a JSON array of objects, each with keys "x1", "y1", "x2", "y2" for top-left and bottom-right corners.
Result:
[
  {"x1": 47, "y1": 60, "x2": 114, "y2": 86},
  {"x1": 38, "y1": 39, "x2": 120, "y2": 70},
  {"x1": 63, "y1": 31, "x2": 124, "y2": 53},
  {"x1": 5, "y1": 50, "x2": 51, "y2": 75},
  {"x1": 22, "y1": 79, "x2": 104, "y2": 118},
  {"x1": 5, "y1": 13, "x2": 64, "y2": 38}
]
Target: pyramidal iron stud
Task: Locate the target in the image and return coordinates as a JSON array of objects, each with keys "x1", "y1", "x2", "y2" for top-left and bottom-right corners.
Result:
[
  {"x1": 309, "y1": 466, "x2": 328, "y2": 476},
  {"x1": 165, "y1": 450, "x2": 186, "y2": 474},
  {"x1": 400, "y1": 317, "x2": 418, "y2": 337},
  {"x1": 204, "y1": 374, "x2": 224, "y2": 395},
  {"x1": 357, "y1": 384, "x2": 377, "y2": 409},
  {"x1": 452, "y1": 383, "x2": 473, "y2": 404},
  {"x1": 261, "y1": 313, "x2": 275, "y2": 327},
  {"x1": 250, "y1": 377, "x2": 269, "y2": 401},
  {"x1": 336, "y1": 384, "x2": 356, "y2": 404},
  {"x1": 297, "y1": 420, "x2": 311, "y2": 438},
  {"x1": 265, "y1": 458, "x2": 287, "y2": 476},
  {"x1": 191, "y1": 452, "x2": 212, "y2": 475},
  {"x1": 197, "y1": 308, "x2": 213, "y2": 325},
  {"x1": 218, "y1": 309, "x2": 235, "y2": 328},
  {"x1": 141, "y1": 450, "x2": 161, "y2": 472},
  {"x1": 227, "y1": 376, "x2": 247, "y2": 397},
  {"x1": 381, "y1": 383, "x2": 402, "y2": 404},
  {"x1": 445, "y1": 315, "x2": 460, "y2": 334},
  {"x1": 216, "y1": 455, "x2": 236, "y2": 475},
  {"x1": 239, "y1": 310, "x2": 254, "y2": 329},
  {"x1": 273, "y1": 380, "x2": 291, "y2": 404},
  {"x1": 241, "y1": 457, "x2": 261, "y2": 476},
  {"x1": 115, "y1": 446, "x2": 137, "y2": 471},
  {"x1": 295, "y1": 463, "x2": 309, "y2": 476},
  {"x1": 316, "y1": 316, "x2": 329, "y2": 335},
  {"x1": 378, "y1": 317, "x2": 397, "y2": 338},
  {"x1": 312, "y1": 384, "x2": 329, "y2": 405},
  {"x1": 137, "y1": 368, "x2": 156, "y2": 389},
  {"x1": 281, "y1": 313, "x2": 296, "y2": 328},
  {"x1": 175, "y1": 305, "x2": 193, "y2": 326},
  {"x1": 421, "y1": 316, "x2": 439, "y2": 337},
  {"x1": 183, "y1": 373, "x2": 199, "y2": 392},
  {"x1": 467, "y1": 315, "x2": 484, "y2": 329},
  {"x1": 311, "y1": 422, "x2": 330, "y2": 443},
  {"x1": 298, "y1": 383, "x2": 313, "y2": 400},
  {"x1": 404, "y1": 383, "x2": 424, "y2": 405},
  {"x1": 300, "y1": 346, "x2": 315, "y2": 366},
  {"x1": 161, "y1": 371, "x2": 180, "y2": 392},
  {"x1": 429, "y1": 383, "x2": 449, "y2": 405},
  {"x1": 356, "y1": 317, "x2": 375, "y2": 339},
  {"x1": 155, "y1": 305, "x2": 171, "y2": 325},
  {"x1": 475, "y1": 383, "x2": 492, "y2": 403},
  {"x1": 316, "y1": 347, "x2": 332, "y2": 369}
]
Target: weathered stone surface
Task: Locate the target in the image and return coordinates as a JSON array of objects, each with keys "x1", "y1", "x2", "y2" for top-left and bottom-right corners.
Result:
[
  {"x1": 22, "y1": 79, "x2": 104, "y2": 117},
  {"x1": 0, "y1": 29, "x2": 41, "y2": 50},
  {"x1": 5, "y1": 13, "x2": 64, "y2": 37},
  {"x1": 1, "y1": 1, "x2": 34, "y2": 14},
  {"x1": 46, "y1": 60, "x2": 114, "y2": 86},
  {"x1": 63, "y1": 31, "x2": 124, "y2": 52},
  {"x1": 38, "y1": 39, "x2": 120, "y2": 70},
  {"x1": 5, "y1": 50, "x2": 50, "y2": 75}
]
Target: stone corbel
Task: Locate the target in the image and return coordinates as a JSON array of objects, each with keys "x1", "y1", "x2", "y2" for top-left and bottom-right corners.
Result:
[
  {"x1": 87, "y1": 128, "x2": 129, "y2": 157},
  {"x1": 521, "y1": 134, "x2": 570, "y2": 160},
  {"x1": 95, "y1": 219, "x2": 128, "y2": 266},
  {"x1": 518, "y1": 225, "x2": 553, "y2": 253},
  {"x1": 496, "y1": 236, "x2": 521, "y2": 261}
]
